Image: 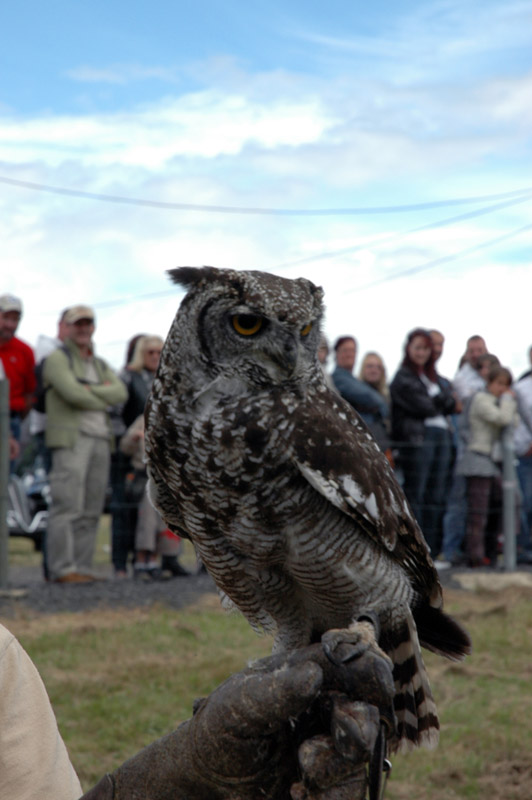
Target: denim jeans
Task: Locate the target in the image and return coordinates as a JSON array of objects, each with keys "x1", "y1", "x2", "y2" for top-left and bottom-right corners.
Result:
[
  {"x1": 442, "y1": 473, "x2": 467, "y2": 561},
  {"x1": 516, "y1": 453, "x2": 532, "y2": 552},
  {"x1": 109, "y1": 448, "x2": 136, "y2": 572},
  {"x1": 400, "y1": 426, "x2": 453, "y2": 555}
]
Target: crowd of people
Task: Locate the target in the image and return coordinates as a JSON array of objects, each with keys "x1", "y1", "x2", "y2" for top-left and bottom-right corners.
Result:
[
  {"x1": 324, "y1": 330, "x2": 532, "y2": 569},
  {"x1": 2, "y1": 291, "x2": 532, "y2": 582},
  {"x1": 1, "y1": 295, "x2": 191, "y2": 583}
]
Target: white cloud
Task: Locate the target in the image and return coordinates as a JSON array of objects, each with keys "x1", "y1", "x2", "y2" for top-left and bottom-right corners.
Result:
[
  {"x1": 0, "y1": 88, "x2": 337, "y2": 169},
  {"x1": 2, "y1": 17, "x2": 531, "y2": 383},
  {"x1": 65, "y1": 64, "x2": 181, "y2": 85}
]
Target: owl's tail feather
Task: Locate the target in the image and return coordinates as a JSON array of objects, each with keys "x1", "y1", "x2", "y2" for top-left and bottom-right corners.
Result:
[
  {"x1": 388, "y1": 610, "x2": 440, "y2": 753},
  {"x1": 414, "y1": 603, "x2": 472, "y2": 662}
]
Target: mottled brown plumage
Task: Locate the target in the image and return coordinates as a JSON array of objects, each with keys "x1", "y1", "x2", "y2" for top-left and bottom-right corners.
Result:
[{"x1": 145, "y1": 266, "x2": 471, "y2": 752}]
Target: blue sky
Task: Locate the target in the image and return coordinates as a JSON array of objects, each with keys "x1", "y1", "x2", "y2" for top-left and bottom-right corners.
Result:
[{"x1": 1, "y1": 0, "x2": 532, "y2": 378}]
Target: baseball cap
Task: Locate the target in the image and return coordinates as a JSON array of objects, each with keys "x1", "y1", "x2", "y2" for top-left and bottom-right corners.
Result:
[
  {"x1": 64, "y1": 305, "x2": 95, "y2": 324},
  {"x1": 0, "y1": 294, "x2": 23, "y2": 314}
]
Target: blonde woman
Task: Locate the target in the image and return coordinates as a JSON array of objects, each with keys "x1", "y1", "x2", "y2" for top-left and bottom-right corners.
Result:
[
  {"x1": 357, "y1": 351, "x2": 392, "y2": 457},
  {"x1": 111, "y1": 335, "x2": 164, "y2": 577},
  {"x1": 358, "y1": 351, "x2": 390, "y2": 402},
  {"x1": 121, "y1": 335, "x2": 165, "y2": 427}
]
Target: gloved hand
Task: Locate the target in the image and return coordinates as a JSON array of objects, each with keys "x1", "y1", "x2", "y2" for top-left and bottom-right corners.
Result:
[{"x1": 80, "y1": 639, "x2": 395, "y2": 800}]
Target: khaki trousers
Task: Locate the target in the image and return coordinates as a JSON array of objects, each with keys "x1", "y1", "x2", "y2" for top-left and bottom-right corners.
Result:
[{"x1": 47, "y1": 434, "x2": 110, "y2": 579}]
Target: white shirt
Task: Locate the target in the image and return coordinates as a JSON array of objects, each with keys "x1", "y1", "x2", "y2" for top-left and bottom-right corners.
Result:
[
  {"x1": 453, "y1": 363, "x2": 485, "y2": 403},
  {"x1": 0, "y1": 623, "x2": 82, "y2": 800},
  {"x1": 420, "y1": 374, "x2": 448, "y2": 429}
]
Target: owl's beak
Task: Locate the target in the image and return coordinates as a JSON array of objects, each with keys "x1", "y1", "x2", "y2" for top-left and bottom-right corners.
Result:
[{"x1": 280, "y1": 333, "x2": 299, "y2": 372}]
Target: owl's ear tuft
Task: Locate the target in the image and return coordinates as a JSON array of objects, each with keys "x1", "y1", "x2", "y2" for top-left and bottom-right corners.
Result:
[{"x1": 168, "y1": 266, "x2": 219, "y2": 289}]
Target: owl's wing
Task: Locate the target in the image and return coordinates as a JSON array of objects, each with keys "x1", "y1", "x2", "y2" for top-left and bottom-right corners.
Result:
[{"x1": 291, "y1": 388, "x2": 440, "y2": 602}]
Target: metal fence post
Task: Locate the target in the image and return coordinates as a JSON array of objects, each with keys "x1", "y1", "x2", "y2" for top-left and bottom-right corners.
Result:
[
  {"x1": 0, "y1": 378, "x2": 9, "y2": 589},
  {"x1": 502, "y1": 425, "x2": 517, "y2": 571}
]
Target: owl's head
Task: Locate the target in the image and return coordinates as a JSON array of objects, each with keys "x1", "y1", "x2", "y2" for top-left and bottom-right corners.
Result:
[{"x1": 162, "y1": 266, "x2": 325, "y2": 388}]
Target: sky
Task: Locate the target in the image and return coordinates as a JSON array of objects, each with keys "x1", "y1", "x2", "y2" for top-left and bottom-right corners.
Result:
[{"x1": 1, "y1": 0, "x2": 531, "y2": 381}]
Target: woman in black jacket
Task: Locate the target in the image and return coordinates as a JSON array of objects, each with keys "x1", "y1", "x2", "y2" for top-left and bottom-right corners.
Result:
[{"x1": 390, "y1": 328, "x2": 456, "y2": 556}]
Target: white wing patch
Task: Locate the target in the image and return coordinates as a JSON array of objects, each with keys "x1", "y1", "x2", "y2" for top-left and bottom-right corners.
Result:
[
  {"x1": 340, "y1": 475, "x2": 365, "y2": 506},
  {"x1": 297, "y1": 461, "x2": 345, "y2": 509},
  {"x1": 364, "y1": 491, "x2": 378, "y2": 520},
  {"x1": 296, "y1": 462, "x2": 383, "y2": 530}
]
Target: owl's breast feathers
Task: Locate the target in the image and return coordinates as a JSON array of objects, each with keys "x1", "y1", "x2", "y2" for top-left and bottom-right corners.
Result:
[{"x1": 147, "y1": 380, "x2": 439, "y2": 604}]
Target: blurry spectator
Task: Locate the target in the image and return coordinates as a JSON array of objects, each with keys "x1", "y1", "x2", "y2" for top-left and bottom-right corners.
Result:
[
  {"x1": 43, "y1": 305, "x2": 127, "y2": 583},
  {"x1": 109, "y1": 334, "x2": 146, "y2": 578},
  {"x1": 453, "y1": 335, "x2": 488, "y2": 402},
  {"x1": 332, "y1": 336, "x2": 389, "y2": 426},
  {"x1": 120, "y1": 415, "x2": 190, "y2": 580},
  {"x1": 440, "y1": 349, "x2": 499, "y2": 567},
  {"x1": 457, "y1": 366, "x2": 517, "y2": 567},
  {"x1": 317, "y1": 336, "x2": 336, "y2": 391},
  {"x1": 29, "y1": 308, "x2": 70, "y2": 471},
  {"x1": 109, "y1": 334, "x2": 163, "y2": 577},
  {"x1": 513, "y1": 367, "x2": 532, "y2": 564},
  {"x1": 0, "y1": 359, "x2": 20, "y2": 463},
  {"x1": 518, "y1": 345, "x2": 532, "y2": 381},
  {"x1": 477, "y1": 353, "x2": 500, "y2": 383},
  {"x1": 0, "y1": 294, "x2": 36, "y2": 468},
  {"x1": 120, "y1": 335, "x2": 164, "y2": 428},
  {"x1": 358, "y1": 351, "x2": 390, "y2": 402},
  {"x1": 428, "y1": 330, "x2": 460, "y2": 561},
  {"x1": 390, "y1": 328, "x2": 456, "y2": 557},
  {"x1": 357, "y1": 351, "x2": 392, "y2": 456}
]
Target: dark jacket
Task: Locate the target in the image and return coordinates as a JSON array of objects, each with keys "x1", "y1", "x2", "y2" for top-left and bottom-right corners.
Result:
[
  {"x1": 390, "y1": 367, "x2": 456, "y2": 445},
  {"x1": 332, "y1": 367, "x2": 389, "y2": 419},
  {"x1": 121, "y1": 369, "x2": 156, "y2": 428}
]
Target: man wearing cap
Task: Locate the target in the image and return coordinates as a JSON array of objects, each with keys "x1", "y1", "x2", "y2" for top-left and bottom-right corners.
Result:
[
  {"x1": 43, "y1": 306, "x2": 127, "y2": 583},
  {"x1": 0, "y1": 294, "x2": 36, "y2": 454}
]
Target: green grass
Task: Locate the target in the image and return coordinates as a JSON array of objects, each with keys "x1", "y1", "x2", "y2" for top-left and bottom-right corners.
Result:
[
  {"x1": 7, "y1": 603, "x2": 273, "y2": 790},
  {"x1": 4, "y1": 529, "x2": 532, "y2": 797}
]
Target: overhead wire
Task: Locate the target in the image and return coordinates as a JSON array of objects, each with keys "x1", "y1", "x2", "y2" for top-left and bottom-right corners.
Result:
[
  {"x1": 5, "y1": 172, "x2": 530, "y2": 314},
  {"x1": 271, "y1": 190, "x2": 532, "y2": 271},
  {"x1": 344, "y1": 223, "x2": 532, "y2": 294},
  {"x1": 59, "y1": 216, "x2": 532, "y2": 314},
  {"x1": 1, "y1": 174, "x2": 532, "y2": 216}
]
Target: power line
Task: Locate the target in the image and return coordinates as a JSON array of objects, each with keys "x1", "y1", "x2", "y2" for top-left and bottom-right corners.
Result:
[
  {"x1": 272, "y1": 191, "x2": 532, "y2": 270},
  {"x1": 1, "y1": 174, "x2": 532, "y2": 216},
  {"x1": 345, "y1": 223, "x2": 532, "y2": 294},
  {"x1": 40, "y1": 220, "x2": 531, "y2": 316}
]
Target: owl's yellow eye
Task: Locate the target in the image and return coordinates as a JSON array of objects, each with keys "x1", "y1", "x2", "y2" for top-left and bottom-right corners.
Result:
[
  {"x1": 232, "y1": 314, "x2": 263, "y2": 336},
  {"x1": 300, "y1": 322, "x2": 313, "y2": 337}
]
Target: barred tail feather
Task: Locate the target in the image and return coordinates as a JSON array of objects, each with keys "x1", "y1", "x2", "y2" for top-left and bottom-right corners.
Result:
[
  {"x1": 389, "y1": 609, "x2": 439, "y2": 753},
  {"x1": 414, "y1": 603, "x2": 472, "y2": 662}
]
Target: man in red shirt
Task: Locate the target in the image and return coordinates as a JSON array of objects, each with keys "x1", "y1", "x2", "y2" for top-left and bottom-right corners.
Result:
[{"x1": 0, "y1": 294, "x2": 36, "y2": 450}]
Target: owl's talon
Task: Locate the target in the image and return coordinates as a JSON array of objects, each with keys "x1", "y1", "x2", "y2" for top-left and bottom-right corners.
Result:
[
  {"x1": 322, "y1": 622, "x2": 391, "y2": 669},
  {"x1": 322, "y1": 630, "x2": 369, "y2": 666}
]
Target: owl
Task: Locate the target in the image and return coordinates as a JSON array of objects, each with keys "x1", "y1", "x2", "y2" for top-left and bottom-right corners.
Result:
[{"x1": 144, "y1": 266, "x2": 471, "y2": 753}]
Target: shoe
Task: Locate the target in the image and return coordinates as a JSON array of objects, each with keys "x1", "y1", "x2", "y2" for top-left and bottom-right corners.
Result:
[
  {"x1": 161, "y1": 556, "x2": 191, "y2": 577},
  {"x1": 449, "y1": 553, "x2": 469, "y2": 568},
  {"x1": 53, "y1": 573, "x2": 95, "y2": 584},
  {"x1": 468, "y1": 557, "x2": 492, "y2": 569},
  {"x1": 134, "y1": 566, "x2": 163, "y2": 581},
  {"x1": 435, "y1": 560, "x2": 452, "y2": 572}
]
